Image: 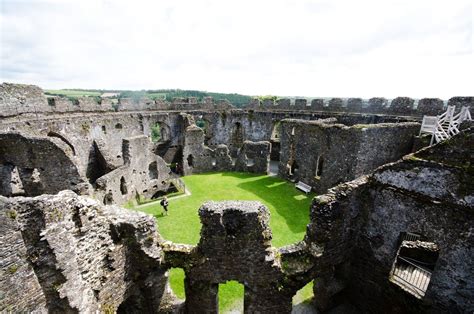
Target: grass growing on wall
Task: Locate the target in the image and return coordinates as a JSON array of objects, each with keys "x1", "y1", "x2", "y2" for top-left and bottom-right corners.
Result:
[{"x1": 134, "y1": 172, "x2": 315, "y2": 312}]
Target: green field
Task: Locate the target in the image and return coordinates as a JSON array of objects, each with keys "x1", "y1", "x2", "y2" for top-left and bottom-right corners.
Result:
[
  {"x1": 45, "y1": 89, "x2": 101, "y2": 97},
  {"x1": 134, "y1": 172, "x2": 315, "y2": 312}
]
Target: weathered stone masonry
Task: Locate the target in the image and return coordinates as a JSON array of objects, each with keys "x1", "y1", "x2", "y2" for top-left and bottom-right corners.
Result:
[
  {"x1": 303, "y1": 128, "x2": 474, "y2": 313},
  {"x1": 1, "y1": 83, "x2": 473, "y2": 313},
  {"x1": 0, "y1": 191, "x2": 172, "y2": 313},
  {"x1": 278, "y1": 119, "x2": 419, "y2": 193},
  {"x1": 3, "y1": 128, "x2": 471, "y2": 312}
]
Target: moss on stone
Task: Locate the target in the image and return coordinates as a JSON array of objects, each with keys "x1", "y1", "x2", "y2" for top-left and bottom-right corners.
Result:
[
  {"x1": 7, "y1": 264, "x2": 18, "y2": 274},
  {"x1": 81, "y1": 122, "x2": 90, "y2": 133},
  {"x1": 101, "y1": 303, "x2": 115, "y2": 314},
  {"x1": 6, "y1": 209, "x2": 17, "y2": 220}
]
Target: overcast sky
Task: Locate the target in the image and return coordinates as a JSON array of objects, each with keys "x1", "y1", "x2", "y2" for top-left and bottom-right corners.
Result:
[{"x1": 0, "y1": 0, "x2": 472, "y2": 98}]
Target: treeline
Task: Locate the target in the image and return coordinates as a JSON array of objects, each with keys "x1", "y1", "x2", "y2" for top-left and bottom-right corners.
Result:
[
  {"x1": 121, "y1": 89, "x2": 253, "y2": 107},
  {"x1": 45, "y1": 88, "x2": 254, "y2": 107}
]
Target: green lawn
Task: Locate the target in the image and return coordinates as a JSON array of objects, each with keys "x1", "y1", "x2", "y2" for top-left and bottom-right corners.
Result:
[{"x1": 135, "y1": 172, "x2": 315, "y2": 312}]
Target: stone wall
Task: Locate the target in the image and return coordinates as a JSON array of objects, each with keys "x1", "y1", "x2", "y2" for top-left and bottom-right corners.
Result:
[
  {"x1": 181, "y1": 114, "x2": 272, "y2": 175},
  {"x1": 0, "y1": 133, "x2": 87, "y2": 196},
  {"x1": 0, "y1": 108, "x2": 416, "y2": 182},
  {"x1": 214, "y1": 145, "x2": 233, "y2": 172},
  {"x1": 164, "y1": 201, "x2": 309, "y2": 313},
  {"x1": 278, "y1": 119, "x2": 419, "y2": 193},
  {"x1": 447, "y1": 96, "x2": 474, "y2": 111},
  {"x1": 417, "y1": 98, "x2": 444, "y2": 116},
  {"x1": 0, "y1": 83, "x2": 51, "y2": 117},
  {"x1": 0, "y1": 110, "x2": 179, "y2": 185},
  {"x1": 180, "y1": 114, "x2": 214, "y2": 175},
  {"x1": 0, "y1": 84, "x2": 238, "y2": 117},
  {"x1": 241, "y1": 96, "x2": 472, "y2": 116},
  {"x1": 95, "y1": 135, "x2": 172, "y2": 205},
  {"x1": 235, "y1": 140, "x2": 271, "y2": 174},
  {"x1": 0, "y1": 129, "x2": 472, "y2": 313},
  {"x1": 0, "y1": 129, "x2": 173, "y2": 206},
  {"x1": 0, "y1": 191, "x2": 175, "y2": 313},
  {"x1": 303, "y1": 128, "x2": 474, "y2": 313},
  {"x1": 3, "y1": 83, "x2": 472, "y2": 119},
  {"x1": 193, "y1": 110, "x2": 408, "y2": 157}
]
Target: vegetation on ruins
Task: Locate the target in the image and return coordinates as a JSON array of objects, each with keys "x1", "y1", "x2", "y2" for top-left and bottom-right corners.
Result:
[
  {"x1": 134, "y1": 172, "x2": 315, "y2": 312},
  {"x1": 150, "y1": 123, "x2": 161, "y2": 142}
]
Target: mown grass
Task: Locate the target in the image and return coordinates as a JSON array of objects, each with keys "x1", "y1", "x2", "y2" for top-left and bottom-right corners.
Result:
[{"x1": 134, "y1": 172, "x2": 315, "y2": 312}]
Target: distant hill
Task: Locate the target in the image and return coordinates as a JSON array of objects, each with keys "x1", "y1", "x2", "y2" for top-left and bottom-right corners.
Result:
[{"x1": 45, "y1": 88, "x2": 253, "y2": 107}]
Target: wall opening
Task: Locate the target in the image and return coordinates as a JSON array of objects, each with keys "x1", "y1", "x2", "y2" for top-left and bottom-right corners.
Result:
[
  {"x1": 271, "y1": 121, "x2": 281, "y2": 140},
  {"x1": 0, "y1": 163, "x2": 25, "y2": 196},
  {"x1": 246, "y1": 155, "x2": 255, "y2": 167},
  {"x1": 287, "y1": 160, "x2": 299, "y2": 176},
  {"x1": 315, "y1": 155, "x2": 324, "y2": 178},
  {"x1": 148, "y1": 161, "x2": 158, "y2": 180},
  {"x1": 390, "y1": 232, "x2": 439, "y2": 298},
  {"x1": 218, "y1": 280, "x2": 244, "y2": 313},
  {"x1": 86, "y1": 144, "x2": 108, "y2": 184},
  {"x1": 151, "y1": 182, "x2": 178, "y2": 199},
  {"x1": 115, "y1": 123, "x2": 123, "y2": 129},
  {"x1": 292, "y1": 281, "x2": 315, "y2": 310},
  {"x1": 196, "y1": 117, "x2": 209, "y2": 132},
  {"x1": 151, "y1": 122, "x2": 171, "y2": 143},
  {"x1": 151, "y1": 122, "x2": 161, "y2": 142},
  {"x1": 187, "y1": 154, "x2": 194, "y2": 167},
  {"x1": 270, "y1": 121, "x2": 282, "y2": 162},
  {"x1": 120, "y1": 177, "x2": 128, "y2": 195},
  {"x1": 47, "y1": 131, "x2": 76, "y2": 155},
  {"x1": 231, "y1": 122, "x2": 244, "y2": 153},
  {"x1": 168, "y1": 268, "x2": 186, "y2": 301},
  {"x1": 103, "y1": 191, "x2": 113, "y2": 205},
  {"x1": 196, "y1": 118, "x2": 211, "y2": 145},
  {"x1": 101, "y1": 125, "x2": 107, "y2": 134}
]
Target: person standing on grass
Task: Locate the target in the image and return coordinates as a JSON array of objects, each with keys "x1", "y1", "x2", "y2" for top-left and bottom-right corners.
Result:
[{"x1": 160, "y1": 196, "x2": 169, "y2": 215}]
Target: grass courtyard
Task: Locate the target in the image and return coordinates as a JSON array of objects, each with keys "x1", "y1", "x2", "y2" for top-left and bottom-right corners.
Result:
[{"x1": 134, "y1": 172, "x2": 315, "y2": 312}]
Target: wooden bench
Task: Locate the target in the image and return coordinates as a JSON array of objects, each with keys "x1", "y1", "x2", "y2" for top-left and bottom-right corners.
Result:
[{"x1": 295, "y1": 181, "x2": 311, "y2": 194}]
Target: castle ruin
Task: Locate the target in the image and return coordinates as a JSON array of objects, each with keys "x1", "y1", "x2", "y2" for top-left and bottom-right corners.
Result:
[{"x1": 0, "y1": 83, "x2": 473, "y2": 313}]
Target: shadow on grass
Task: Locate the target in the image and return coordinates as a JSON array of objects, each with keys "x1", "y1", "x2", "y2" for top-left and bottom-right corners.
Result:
[{"x1": 223, "y1": 172, "x2": 316, "y2": 234}]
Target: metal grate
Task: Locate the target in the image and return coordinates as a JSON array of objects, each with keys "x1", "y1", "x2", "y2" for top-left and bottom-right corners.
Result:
[
  {"x1": 402, "y1": 232, "x2": 421, "y2": 242},
  {"x1": 392, "y1": 256, "x2": 432, "y2": 297}
]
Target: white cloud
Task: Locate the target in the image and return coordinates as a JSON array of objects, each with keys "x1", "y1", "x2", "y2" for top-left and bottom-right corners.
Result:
[{"x1": 0, "y1": 0, "x2": 472, "y2": 98}]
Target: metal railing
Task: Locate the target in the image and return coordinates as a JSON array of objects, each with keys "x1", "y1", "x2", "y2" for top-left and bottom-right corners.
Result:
[{"x1": 392, "y1": 256, "x2": 432, "y2": 295}]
